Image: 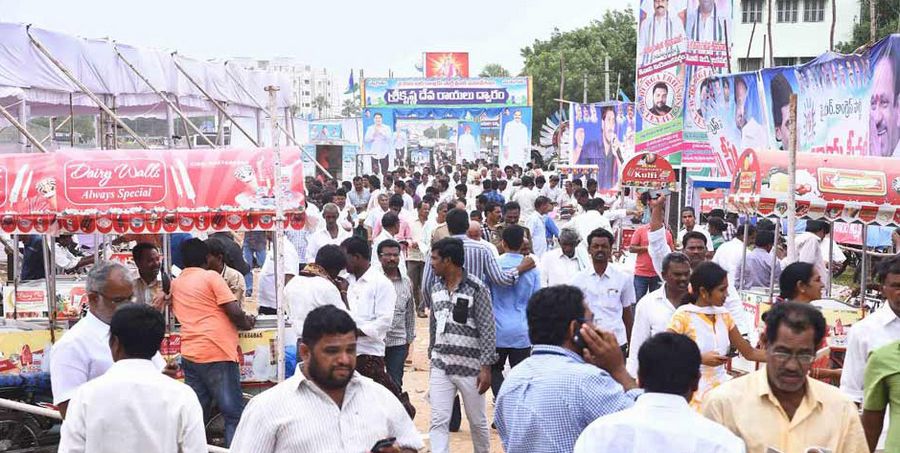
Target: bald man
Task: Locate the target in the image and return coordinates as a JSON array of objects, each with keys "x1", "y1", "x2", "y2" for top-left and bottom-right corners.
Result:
[
  {"x1": 469, "y1": 221, "x2": 500, "y2": 258},
  {"x1": 870, "y1": 50, "x2": 900, "y2": 157}
]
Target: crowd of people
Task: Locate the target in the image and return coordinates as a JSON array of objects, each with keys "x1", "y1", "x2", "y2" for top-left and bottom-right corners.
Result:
[{"x1": 46, "y1": 158, "x2": 900, "y2": 453}]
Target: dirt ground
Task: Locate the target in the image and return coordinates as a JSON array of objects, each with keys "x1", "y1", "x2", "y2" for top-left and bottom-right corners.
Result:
[{"x1": 405, "y1": 315, "x2": 505, "y2": 453}]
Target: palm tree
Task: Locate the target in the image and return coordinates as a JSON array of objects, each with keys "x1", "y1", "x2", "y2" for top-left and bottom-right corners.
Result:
[{"x1": 312, "y1": 95, "x2": 330, "y2": 119}]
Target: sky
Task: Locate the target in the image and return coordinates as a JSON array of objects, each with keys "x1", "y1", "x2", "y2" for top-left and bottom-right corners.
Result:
[{"x1": 4, "y1": 0, "x2": 623, "y2": 79}]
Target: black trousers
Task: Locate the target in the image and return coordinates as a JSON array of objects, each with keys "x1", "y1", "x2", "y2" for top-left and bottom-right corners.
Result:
[{"x1": 491, "y1": 347, "x2": 532, "y2": 399}]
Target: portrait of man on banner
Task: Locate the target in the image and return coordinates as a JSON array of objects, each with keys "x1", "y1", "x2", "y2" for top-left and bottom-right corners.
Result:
[
  {"x1": 649, "y1": 82, "x2": 674, "y2": 116},
  {"x1": 685, "y1": 0, "x2": 729, "y2": 43},
  {"x1": 732, "y1": 74, "x2": 767, "y2": 151},
  {"x1": 869, "y1": 43, "x2": 900, "y2": 157},
  {"x1": 456, "y1": 122, "x2": 480, "y2": 164},
  {"x1": 638, "y1": 0, "x2": 686, "y2": 64},
  {"x1": 500, "y1": 109, "x2": 530, "y2": 167},
  {"x1": 363, "y1": 111, "x2": 394, "y2": 175},
  {"x1": 769, "y1": 72, "x2": 797, "y2": 152}
]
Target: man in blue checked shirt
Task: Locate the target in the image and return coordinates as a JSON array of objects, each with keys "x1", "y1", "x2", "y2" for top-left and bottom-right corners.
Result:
[
  {"x1": 489, "y1": 225, "x2": 540, "y2": 399},
  {"x1": 494, "y1": 285, "x2": 641, "y2": 453}
]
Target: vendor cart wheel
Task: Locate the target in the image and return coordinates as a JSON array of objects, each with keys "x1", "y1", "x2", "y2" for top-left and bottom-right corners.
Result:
[
  {"x1": 0, "y1": 413, "x2": 40, "y2": 451},
  {"x1": 205, "y1": 393, "x2": 253, "y2": 447}
]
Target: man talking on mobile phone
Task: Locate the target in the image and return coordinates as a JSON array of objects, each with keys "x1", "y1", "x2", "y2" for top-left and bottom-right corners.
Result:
[
  {"x1": 428, "y1": 237, "x2": 498, "y2": 453},
  {"x1": 494, "y1": 285, "x2": 641, "y2": 453}
]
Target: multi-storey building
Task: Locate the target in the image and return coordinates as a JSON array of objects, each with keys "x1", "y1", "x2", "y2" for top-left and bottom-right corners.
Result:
[{"x1": 731, "y1": 0, "x2": 859, "y2": 71}]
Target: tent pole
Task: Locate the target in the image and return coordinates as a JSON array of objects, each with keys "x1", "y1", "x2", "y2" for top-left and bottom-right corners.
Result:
[
  {"x1": 26, "y1": 26, "x2": 150, "y2": 149},
  {"x1": 768, "y1": 220, "x2": 781, "y2": 304},
  {"x1": 17, "y1": 99, "x2": 28, "y2": 151},
  {"x1": 786, "y1": 95, "x2": 798, "y2": 261},
  {"x1": 737, "y1": 216, "x2": 751, "y2": 290},
  {"x1": 267, "y1": 85, "x2": 287, "y2": 383},
  {"x1": 0, "y1": 102, "x2": 47, "y2": 153},
  {"x1": 224, "y1": 67, "x2": 334, "y2": 179},
  {"x1": 113, "y1": 45, "x2": 217, "y2": 148},
  {"x1": 860, "y1": 225, "x2": 869, "y2": 306},
  {"x1": 171, "y1": 54, "x2": 259, "y2": 147},
  {"x1": 827, "y1": 221, "x2": 834, "y2": 297},
  {"x1": 42, "y1": 235, "x2": 57, "y2": 342},
  {"x1": 255, "y1": 109, "x2": 263, "y2": 146},
  {"x1": 69, "y1": 94, "x2": 75, "y2": 147}
]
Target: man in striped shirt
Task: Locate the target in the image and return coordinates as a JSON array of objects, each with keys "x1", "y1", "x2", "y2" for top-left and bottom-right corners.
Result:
[{"x1": 428, "y1": 237, "x2": 498, "y2": 453}]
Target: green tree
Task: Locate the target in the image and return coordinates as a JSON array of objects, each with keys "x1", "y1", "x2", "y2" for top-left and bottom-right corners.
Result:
[
  {"x1": 836, "y1": 0, "x2": 900, "y2": 53},
  {"x1": 341, "y1": 98, "x2": 360, "y2": 117},
  {"x1": 521, "y1": 8, "x2": 636, "y2": 140},
  {"x1": 479, "y1": 63, "x2": 511, "y2": 77}
]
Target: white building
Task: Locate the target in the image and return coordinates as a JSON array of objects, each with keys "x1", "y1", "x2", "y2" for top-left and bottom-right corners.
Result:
[
  {"x1": 229, "y1": 57, "x2": 342, "y2": 119},
  {"x1": 731, "y1": 0, "x2": 859, "y2": 71}
]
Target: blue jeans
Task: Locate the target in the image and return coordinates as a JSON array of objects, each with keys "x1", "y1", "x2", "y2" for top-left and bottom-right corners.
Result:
[
  {"x1": 242, "y1": 244, "x2": 266, "y2": 295},
  {"x1": 384, "y1": 345, "x2": 409, "y2": 389},
  {"x1": 182, "y1": 359, "x2": 244, "y2": 447},
  {"x1": 633, "y1": 275, "x2": 661, "y2": 302}
]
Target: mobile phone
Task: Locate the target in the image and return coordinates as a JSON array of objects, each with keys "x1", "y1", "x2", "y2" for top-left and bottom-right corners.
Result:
[
  {"x1": 370, "y1": 437, "x2": 396, "y2": 452},
  {"x1": 161, "y1": 271, "x2": 171, "y2": 294},
  {"x1": 725, "y1": 347, "x2": 739, "y2": 358},
  {"x1": 452, "y1": 295, "x2": 470, "y2": 324},
  {"x1": 572, "y1": 321, "x2": 587, "y2": 350}
]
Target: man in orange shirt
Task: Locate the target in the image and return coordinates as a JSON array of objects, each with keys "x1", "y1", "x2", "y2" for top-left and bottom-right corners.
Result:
[
  {"x1": 171, "y1": 238, "x2": 256, "y2": 447},
  {"x1": 629, "y1": 220, "x2": 674, "y2": 301}
]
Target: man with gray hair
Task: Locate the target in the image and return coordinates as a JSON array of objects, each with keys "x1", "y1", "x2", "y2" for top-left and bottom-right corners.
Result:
[
  {"x1": 540, "y1": 228, "x2": 589, "y2": 286},
  {"x1": 51, "y1": 261, "x2": 169, "y2": 419},
  {"x1": 305, "y1": 203, "x2": 351, "y2": 264}
]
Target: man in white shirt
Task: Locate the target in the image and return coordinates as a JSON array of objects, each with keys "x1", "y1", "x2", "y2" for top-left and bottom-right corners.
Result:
[
  {"x1": 575, "y1": 332, "x2": 745, "y2": 453},
  {"x1": 58, "y1": 303, "x2": 206, "y2": 453},
  {"x1": 712, "y1": 224, "x2": 756, "y2": 288},
  {"x1": 341, "y1": 236, "x2": 414, "y2": 417},
  {"x1": 501, "y1": 110, "x2": 529, "y2": 168},
  {"x1": 564, "y1": 198, "x2": 612, "y2": 263},
  {"x1": 286, "y1": 245, "x2": 348, "y2": 344},
  {"x1": 841, "y1": 255, "x2": 900, "y2": 404},
  {"x1": 571, "y1": 227, "x2": 636, "y2": 354},
  {"x1": 788, "y1": 220, "x2": 831, "y2": 289},
  {"x1": 626, "y1": 252, "x2": 691, "y2": 377},
  {"x1": 525, "y1": 196, "x2": 553, "y2": 257},
  {"x1": 408, "y1": 199, "x2": 432, "y2": 316},
  {"x1": 257, "y1": 233, "x2": 301, "y2": 316},
  {"x1": 676, "y1": 207, "x2": 713, "y2": 252},
  {"x1": 394, "y1": 180, "x2": 415, "y2": 212},
  {"x1": 372, "y1": 212, "x2": 408, "y2": 276},
  {"x1": 512, "y1": 176, "x2": 539, "y2": 219},
  {"x1": 305, "y1": 203, "x2": 352, "y2": 264},
  {"x1": 539, "y1": 175, "x2": 563, "y2": 205},
  {"x1": 229, "y1": 306, "x2": 423, "y2": 453},
  {"x1": 638, "y1": 0, "x2": 686, "y2": 55},
  {"x1": 50, "y1": 262, "x2": 169, "y2": 419},
  {"x1": 540, "y1": 228, "x2": 588, "y2": 286}
]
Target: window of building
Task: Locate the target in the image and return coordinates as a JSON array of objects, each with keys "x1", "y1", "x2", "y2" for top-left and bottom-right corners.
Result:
[
  {"x1": 803, "y1": 0, "x2": 825, "y2": 22},
  {"x1": 742, "y1": 0, "x2": 763, "y2": 23},
  {"x1": 774, "y1": 57, "x2": 797, "y2": 66},
  {"x1": 739, "y1": 58, "x2": 763, "y2": 71},
  {"x1": 798, "y1": 56, "x2": 815, "y2": 64},
  {"x1": 777, "y1": 0, "x2": 799, "y2": 23}
]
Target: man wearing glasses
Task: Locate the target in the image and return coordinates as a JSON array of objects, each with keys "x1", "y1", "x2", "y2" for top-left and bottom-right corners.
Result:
[
  {"x1": 50, "y1": 262, "x2": 170, "y2": 419},
  {"x1": 702, "y1": 302, "x2": 868, "y2": 452}
]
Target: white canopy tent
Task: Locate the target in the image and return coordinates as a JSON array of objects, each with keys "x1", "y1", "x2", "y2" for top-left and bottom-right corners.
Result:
[{"x1": 0, "y1": 22, "x2": 294, "y2": 149}]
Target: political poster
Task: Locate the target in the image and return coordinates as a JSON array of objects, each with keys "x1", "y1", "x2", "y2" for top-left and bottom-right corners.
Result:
[
  {"x1": 362, "y1": 77, "x2": 531, "y2": 108},
  {"x1": 424, "y1": 52, "x2": 470, "y2": 78},
  {"x1": 308, "y1": 123, "x2": 343, "y2": 142},
  {"x1": 569, "y1": 102, "x2": 637, "y2": 190},
  {"x1": 703, "y1": 34, "x2": 900, "y2": 177},
  {"x1": 341, "y1": 145, "x2": 359, "y2": 180},
  {"x1": 360, "y1": 108, "x2": 396, "y2": 170},
  {"x1": 456, "y1": 122, "x2": 481, "y2": 164},
  {"x1": 499, "y1": 108, "x2": 532, "y2": 168},
  {"x1": 637, "y1": 0, "x2": 733, "y2": 167},
  {"x1": 701, "y1": 72, "x2": 768, "y2": 175}
]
